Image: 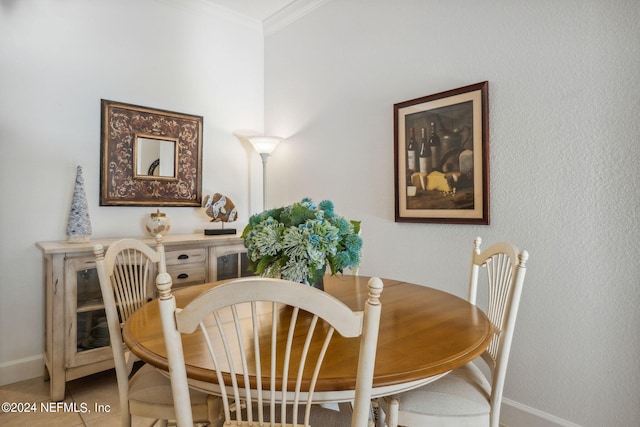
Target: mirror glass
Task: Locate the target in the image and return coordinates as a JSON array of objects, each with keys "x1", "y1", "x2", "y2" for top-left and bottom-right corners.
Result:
[{"x1": 135, "y1": 136, "x2": 176, "y2": 178}]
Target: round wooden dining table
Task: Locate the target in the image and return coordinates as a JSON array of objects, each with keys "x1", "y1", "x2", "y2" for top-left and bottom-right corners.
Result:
[{"x1": 123, "y1": 275, "x2": 492, "y2": 401}]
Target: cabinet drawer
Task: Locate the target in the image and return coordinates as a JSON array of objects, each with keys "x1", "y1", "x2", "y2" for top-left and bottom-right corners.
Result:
[
  {"x1": 167, "y1": 266, "x2": 207, "y2": 287},
  {"x1": 165, "y1": 248, "x2": 206, "y2": 266}
]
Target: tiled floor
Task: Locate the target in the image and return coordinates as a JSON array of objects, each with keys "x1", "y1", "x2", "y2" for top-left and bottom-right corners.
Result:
[{"x1": 0, "y1": 369, "x2": 160, "y2": 426}]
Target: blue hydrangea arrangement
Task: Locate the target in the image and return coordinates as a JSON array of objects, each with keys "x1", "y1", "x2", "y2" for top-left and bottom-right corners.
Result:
[{"x1": 242, "y1": 198, "x2": 362, "y2": 285}]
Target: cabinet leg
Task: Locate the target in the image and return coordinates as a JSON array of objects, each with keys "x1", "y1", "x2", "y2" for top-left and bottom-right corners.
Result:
[{"x1": 48, "y1": 374, "x2": 66, "y2": 401}]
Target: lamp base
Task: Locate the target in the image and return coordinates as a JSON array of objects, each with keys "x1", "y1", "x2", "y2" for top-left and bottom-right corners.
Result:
[{"x1": 204, "y1": 229, "x2": 237, "y2": 236}]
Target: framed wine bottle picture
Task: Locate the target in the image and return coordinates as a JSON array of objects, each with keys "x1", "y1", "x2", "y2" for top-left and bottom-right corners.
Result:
[{"x1": 393, "y1": 81, "x2": 490, "y2": 224}]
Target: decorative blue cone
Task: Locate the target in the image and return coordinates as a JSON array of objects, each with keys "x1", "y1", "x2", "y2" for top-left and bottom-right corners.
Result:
[{"x1": 67, "y1": 165, "x2": 92, "y2": 243}]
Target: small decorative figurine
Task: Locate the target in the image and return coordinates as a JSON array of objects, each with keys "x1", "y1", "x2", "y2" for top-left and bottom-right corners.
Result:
[
  {"x1": 203, "y1": 193, "x2": 237, "y2": 235},
  {"x1": 145, "y1": 209, "x2": 171, "y2": 237},
  {"x1": 67, "y1": 165, "x2": 92, "y2": 243}
]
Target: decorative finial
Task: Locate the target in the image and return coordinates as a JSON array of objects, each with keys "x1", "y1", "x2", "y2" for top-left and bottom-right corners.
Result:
[
  {"x1": 367, "y1": 277, "x2": 384, "y2": 305},
  {"x1": 93, "y1": 244, "x2": 104, "y2": 261},
  {"x1": 156, "y1": 272, "x2": 173, "y2": 300},
  {"x1": 473, "y1": 236, "x2": 482, "y2": 253}
]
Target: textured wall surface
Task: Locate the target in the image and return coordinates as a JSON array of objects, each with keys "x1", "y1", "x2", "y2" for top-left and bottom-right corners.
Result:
[
  {"x1": 264, "y1": 1, "x2": 640, "y2": 425},
  {"x1": 1, "y1": 0, "x2": 638, "y2": 425},
  {"x1": 0, "y1": 0, "x2": 264, "y2": 384}
]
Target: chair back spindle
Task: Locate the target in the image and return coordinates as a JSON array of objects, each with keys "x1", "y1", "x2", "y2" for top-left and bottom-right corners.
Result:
[
  {"x1": 94, "y1": 236, "x2": 210, "y2": 427},
  {"x1": 469, "y1": 236, "x2": 529, "y2": 426},
  {"x1": 381, "y1": 237, "x2": 529, "y2": 427},
  {"x1": 159, "y1": 276, "x2": 383, "y2": 427}
]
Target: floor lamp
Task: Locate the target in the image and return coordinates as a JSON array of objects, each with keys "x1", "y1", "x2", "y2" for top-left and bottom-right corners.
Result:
[{"x1": 247, "y1": 136, "x2": 282, "y2": 211}]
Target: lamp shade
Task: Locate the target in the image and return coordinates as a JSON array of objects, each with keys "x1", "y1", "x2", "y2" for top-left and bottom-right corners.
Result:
[{"x1": 247, "y1": 136, "x2": 282, "y2": 155}]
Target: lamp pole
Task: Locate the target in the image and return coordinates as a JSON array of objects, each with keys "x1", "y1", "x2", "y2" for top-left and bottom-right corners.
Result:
[
  {"x1": 246, "y1": 136, "x2": 283, "y2": 212},
  {"x1": 260, "y1": 152, "x2": 270, "y2": 211}
]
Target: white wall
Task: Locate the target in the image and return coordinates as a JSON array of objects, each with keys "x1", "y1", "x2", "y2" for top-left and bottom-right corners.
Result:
[
  {"x1": 0, "y1": 0, "x2": 264, "y2": 384},
  {"x1": 2, "y1": 0, "x2": 639, "y2": 425},
  {"x1": 264, "y1": 1, "x2": 640, "y2": 426}
]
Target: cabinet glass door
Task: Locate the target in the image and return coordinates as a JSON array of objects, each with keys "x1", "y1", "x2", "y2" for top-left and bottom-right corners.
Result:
[
  {"x1": 65, "y1": 257, "x2": 112, "y2": 367},
  {"x1": 216, "y1": 252, "x2": 254, "y2": 280},
  {"x1": 76, "y1": 267, "x2": 110, "y2": 351},
  {"x1": 240, "y1": 252, "x2": 253, "y2": 277}
]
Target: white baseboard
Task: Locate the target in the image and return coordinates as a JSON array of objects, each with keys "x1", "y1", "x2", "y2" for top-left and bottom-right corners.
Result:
[
  {"x1": 0, "y1": 355, "x2": 44, "y2": 386},
  {"x1": 501, "y1": 398, "x2": 583, "y2": 427},
  {"x1": 0, "y1": 359, "x2": 584, "y2": 427}
]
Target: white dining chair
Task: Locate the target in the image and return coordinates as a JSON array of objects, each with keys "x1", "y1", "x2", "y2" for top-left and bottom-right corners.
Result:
[
  {"x1": 156, "y1": 275, "x2": 384, "y2": 427},
  {"x1": 94, "y1": 237, "x2": 209, "y2": 427},
  {"x1": 381, "y1": 237, "x2": 529, "y2": 427}
]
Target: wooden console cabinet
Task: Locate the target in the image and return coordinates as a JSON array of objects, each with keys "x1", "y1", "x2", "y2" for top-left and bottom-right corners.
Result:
[{"x1": 36, "y1": 233, "x2": 251, "y2": 401}]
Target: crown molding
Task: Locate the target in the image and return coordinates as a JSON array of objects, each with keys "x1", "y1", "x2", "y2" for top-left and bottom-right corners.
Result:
[
  {"x1": 153, "y1": 0, "x2": 262, "y2": 30},
  {"x1": 264, "y1": 0, "x2": 331, "y2": 35}
]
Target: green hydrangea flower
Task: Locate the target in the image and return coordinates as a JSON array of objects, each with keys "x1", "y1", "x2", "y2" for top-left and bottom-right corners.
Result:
[{"x1": 242, "y1": 198, "x2": 362, "y2": 284}]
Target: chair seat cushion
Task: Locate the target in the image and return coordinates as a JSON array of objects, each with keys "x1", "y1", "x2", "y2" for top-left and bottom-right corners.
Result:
[
  {"x1": 128, "y1": 363, "x2": 208, "y2": 407},
  {"x1": 392, "y1": 362, "x2": 491, "y2": 417}
]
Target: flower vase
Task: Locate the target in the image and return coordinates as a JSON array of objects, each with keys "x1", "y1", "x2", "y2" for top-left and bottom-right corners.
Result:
[
  {"x1": 309, "y1": 276, "x2": 324, "y2": 291},
  {"x1": 304, "y1": 270, "x2": 325, "y2": 291}
]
